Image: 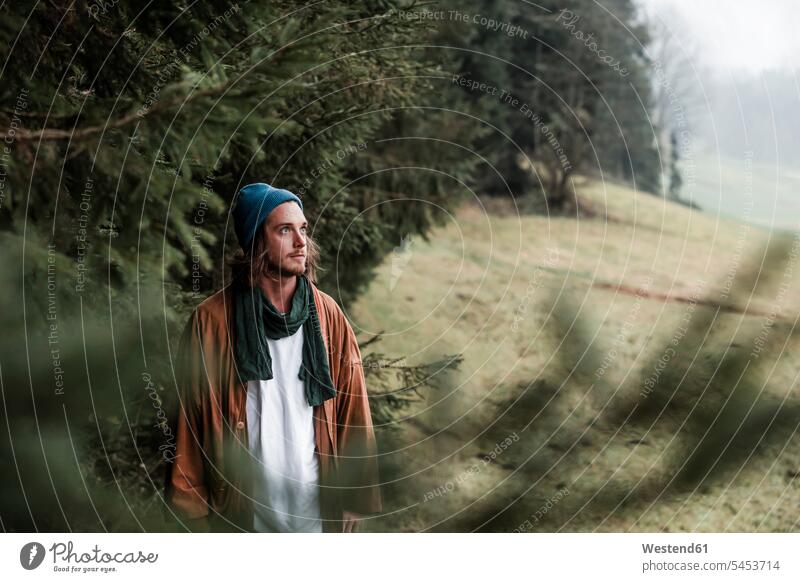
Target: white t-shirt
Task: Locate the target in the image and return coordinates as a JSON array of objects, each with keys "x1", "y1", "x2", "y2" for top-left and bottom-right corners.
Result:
[{"x1": 245, "y1": 326, "x2": 323, "y2": 533}]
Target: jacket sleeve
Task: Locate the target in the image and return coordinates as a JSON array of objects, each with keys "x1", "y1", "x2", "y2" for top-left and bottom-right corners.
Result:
[
  {"x1": 165, "y1": 310, "x2": 212, "y2": 529},
  {"x1": 334, "y1": 312, "x2": 383, "y2": 516}
]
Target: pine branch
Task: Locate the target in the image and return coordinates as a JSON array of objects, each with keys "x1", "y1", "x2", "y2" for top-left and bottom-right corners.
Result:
[{"x1": 1, "y1": 79, "x2": 236, "y2": 143}]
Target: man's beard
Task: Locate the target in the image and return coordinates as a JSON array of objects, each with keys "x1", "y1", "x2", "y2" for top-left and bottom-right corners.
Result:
[{"x1": 265, "y1": 252, "x2": 305, "y2": 277}]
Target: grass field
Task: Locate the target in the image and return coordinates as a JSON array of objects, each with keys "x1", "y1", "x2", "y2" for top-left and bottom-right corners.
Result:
[
  {"x1": 681, "y1": 153, "x2": 800, "y2": 231},
  {"x1": 350, "y1": 176, "x2": 800, "y2": 532}
]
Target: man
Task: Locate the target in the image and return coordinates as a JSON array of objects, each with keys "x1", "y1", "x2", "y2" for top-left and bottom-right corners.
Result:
[{"x1": 165, "y1": 182, "x2": 382, "y2": 533}]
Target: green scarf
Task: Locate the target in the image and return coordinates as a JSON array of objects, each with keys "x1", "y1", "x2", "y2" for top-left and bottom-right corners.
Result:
[{"x1": 233, "y1": 275, "x2": 336, "y2": 406}]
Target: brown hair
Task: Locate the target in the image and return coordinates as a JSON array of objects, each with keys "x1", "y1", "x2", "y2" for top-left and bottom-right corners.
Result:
[{"x1": 228, "y1": 224, "x2": 322, "y2": 288}]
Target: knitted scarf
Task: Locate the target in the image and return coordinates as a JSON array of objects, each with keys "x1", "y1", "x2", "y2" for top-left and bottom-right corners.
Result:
[{"x1": 233, "y1": 275, "x2": 336, "y2": 406}]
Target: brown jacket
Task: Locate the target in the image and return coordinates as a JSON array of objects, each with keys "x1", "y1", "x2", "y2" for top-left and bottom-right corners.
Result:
[{"x1": 165, "y1": 281, "x2": 382, "y2": 532}]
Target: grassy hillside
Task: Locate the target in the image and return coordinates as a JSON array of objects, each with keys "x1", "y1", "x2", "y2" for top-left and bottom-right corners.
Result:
[
  {"x1": 680, "y1": 153, "x2": 800, "y2": 231},
  {"x1": 351, "y1": 177, "x2": 800, "y2": 532}
]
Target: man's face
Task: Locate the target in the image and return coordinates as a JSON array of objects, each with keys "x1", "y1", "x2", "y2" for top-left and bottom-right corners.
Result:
[{"x1": 262, "y1": 201, "x2": 307, "y2": 277}]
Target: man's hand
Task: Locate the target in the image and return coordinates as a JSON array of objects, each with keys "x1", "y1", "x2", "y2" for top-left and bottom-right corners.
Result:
[{"x1": 342, "y1": 510, "x2": 363, "y2": 533}]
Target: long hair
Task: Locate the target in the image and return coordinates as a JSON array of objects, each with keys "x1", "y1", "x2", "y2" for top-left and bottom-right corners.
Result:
[{"x1": 228, "y1": 226, "x2": 322, "y2": 288}]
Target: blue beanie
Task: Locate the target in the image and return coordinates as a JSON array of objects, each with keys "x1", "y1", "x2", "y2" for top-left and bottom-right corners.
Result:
[{"x1": 232, "y1": 182, "x2": 304, "y2": 251}]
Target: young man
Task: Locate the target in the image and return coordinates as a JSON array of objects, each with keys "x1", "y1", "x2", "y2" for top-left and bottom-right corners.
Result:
[{"x1": 165, "y1": 182, "x2": 382, "y2": 533}]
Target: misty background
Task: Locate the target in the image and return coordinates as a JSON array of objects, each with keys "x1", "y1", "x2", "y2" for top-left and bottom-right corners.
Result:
[{"x1": 642, "y1": 0, "x2": 800, "y2": 230}]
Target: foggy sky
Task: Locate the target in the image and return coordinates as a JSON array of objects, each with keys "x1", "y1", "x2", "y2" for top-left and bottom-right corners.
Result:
[{"x1": 640, "y1": 0, "x2": 800, "y2": 74}]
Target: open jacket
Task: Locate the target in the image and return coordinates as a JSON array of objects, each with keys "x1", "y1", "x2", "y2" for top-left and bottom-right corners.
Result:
[{"x1": 164, "y1": 281, "x2": 382, "y2": 532}]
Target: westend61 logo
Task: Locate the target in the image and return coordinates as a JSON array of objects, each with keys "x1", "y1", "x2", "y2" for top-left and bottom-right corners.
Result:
[{"x1": 19, "y1": 541, "x2": 158, "y2": 573}]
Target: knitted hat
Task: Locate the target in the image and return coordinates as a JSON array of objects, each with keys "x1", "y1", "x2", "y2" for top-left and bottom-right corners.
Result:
[{"x1": 232, "y1": 182, "x2": 304, "y2": 251}]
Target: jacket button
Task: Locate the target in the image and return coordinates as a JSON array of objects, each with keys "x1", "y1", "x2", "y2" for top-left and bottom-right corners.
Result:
[{"x1": 236, "y1": 420, "x2": 245, "y2": 430}]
